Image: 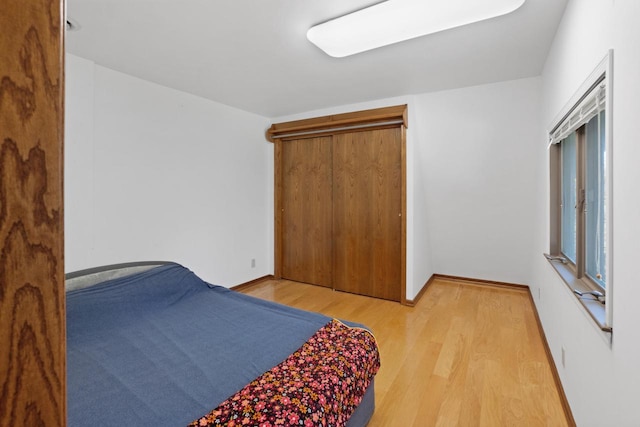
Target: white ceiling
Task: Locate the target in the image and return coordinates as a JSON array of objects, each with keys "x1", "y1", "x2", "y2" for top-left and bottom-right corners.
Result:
[{"x1": 66, "y1": 0, "x2": 568, "y2": 118}]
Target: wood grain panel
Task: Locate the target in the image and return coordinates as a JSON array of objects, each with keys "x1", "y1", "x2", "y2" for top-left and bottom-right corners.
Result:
[
  {"x1": 281, "y1": 137, "x2": 333, "y2": 287},
  {"x1": 332, "y1": 128, "x2": 402, "y2": 301},
  {"x1": 0, "y1": 0, "x2": 65, "y2": 426}
]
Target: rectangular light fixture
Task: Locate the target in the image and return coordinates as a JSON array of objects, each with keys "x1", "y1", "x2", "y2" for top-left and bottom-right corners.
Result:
[{"x1": 307, "y1": 0, "x2": 526, "y2": 58}]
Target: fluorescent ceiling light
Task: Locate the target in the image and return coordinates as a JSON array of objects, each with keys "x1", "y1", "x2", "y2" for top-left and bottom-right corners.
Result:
[{"x1": 307, "y1": 0, "x2": 526, "y2": 58}]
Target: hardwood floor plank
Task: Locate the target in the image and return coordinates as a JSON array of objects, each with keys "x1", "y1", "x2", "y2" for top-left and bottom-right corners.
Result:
[{"x1": 238, "y1": 277, "x2": 570, "y2": 426}]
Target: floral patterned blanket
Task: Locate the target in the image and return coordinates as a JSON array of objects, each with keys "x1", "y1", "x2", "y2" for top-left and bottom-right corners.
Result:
[{"x1": 190, "y1": 319, "x2": 380, "y2": 427}]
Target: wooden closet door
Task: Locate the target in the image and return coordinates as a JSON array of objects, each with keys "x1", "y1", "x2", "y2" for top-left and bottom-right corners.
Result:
[
  {"x1": 333, "y1": 128, "x2": 402, "y2": 301},
  {"x1": 281, "y1": 137, "x2": 333, "y2": 287}
]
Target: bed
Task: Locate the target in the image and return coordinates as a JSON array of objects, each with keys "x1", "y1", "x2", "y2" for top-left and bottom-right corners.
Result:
[{"x1": 66, "y1": 262, "x2": 379, "y2": 426}]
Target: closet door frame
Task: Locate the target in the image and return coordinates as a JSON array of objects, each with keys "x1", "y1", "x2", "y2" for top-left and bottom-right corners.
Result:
[{"x1": 269, "y1": 105, "x2": 407, "y2": 304}]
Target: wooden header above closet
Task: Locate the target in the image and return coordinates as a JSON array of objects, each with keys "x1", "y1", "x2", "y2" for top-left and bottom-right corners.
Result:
[{"x1": 266, "y1": 104, "x2": 408, "y2": 142}]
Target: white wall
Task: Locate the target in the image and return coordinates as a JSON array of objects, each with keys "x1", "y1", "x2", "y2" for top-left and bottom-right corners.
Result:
[
  {"x1": 65, "y1": 54, "x2": 95, "y2": 270},
  {"x1": 532, "y1": 1, "x2": 640, "y2": 425},
  {"x1": 407, "y1": 101, "x2": 435, "y2": 297},
  {"x1": 414, "y1": 78, "x2": 542, "y2": 285},
  {"x1": 65, "y1": 54, "x2": 272, "y2": 286}
]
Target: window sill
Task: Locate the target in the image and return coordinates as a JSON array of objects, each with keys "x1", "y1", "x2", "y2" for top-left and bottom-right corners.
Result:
[{"x1": 544, "y1": 254, "x2": 611, "y2": 333}]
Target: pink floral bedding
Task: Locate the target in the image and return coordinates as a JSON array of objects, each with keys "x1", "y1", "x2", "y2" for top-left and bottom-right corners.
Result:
[{"x1": 190, "y1": 319, "x2": 380, "y2": 427}]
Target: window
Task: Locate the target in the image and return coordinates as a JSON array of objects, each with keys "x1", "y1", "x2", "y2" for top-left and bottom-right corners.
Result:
[
  {"x1": 558, "y1": 112, "x2": 607, "y2": 289},
  {"x1": 560, "y1": 132, "x2": 577, "y2": 264},
  {"x1": 547, "y1": 52, "x2": 612, "y2": 332},
  {"x1": 584, "y1": 111, "x2": 607, "y2": 289}
]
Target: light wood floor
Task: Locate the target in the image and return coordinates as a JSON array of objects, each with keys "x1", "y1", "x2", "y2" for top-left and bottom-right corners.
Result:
[{"x1": 239, "y1": 277, "x2": 570, "y2": 427}]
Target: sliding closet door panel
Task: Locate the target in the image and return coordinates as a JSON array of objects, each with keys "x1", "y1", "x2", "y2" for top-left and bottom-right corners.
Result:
[
  {"x1": 281, "y1": 137, "x2": 333, "y2": 287},
  {"x1": 333, "y1": 128, "x2": 402, "y2": 301}
]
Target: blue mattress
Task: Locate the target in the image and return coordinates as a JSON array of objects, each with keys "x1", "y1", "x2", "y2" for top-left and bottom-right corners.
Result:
[{"x1": 66, "y1": 263, "x2": 374, "y2": 426}]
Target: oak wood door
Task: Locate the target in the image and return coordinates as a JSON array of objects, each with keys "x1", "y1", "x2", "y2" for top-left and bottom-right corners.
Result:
[
  {"x1": 332, "y1": 128, "x2": 402, "y2": 301},
  {"x1": 281, "y1": 137, "x2": 333, "y2": 287},
  {"x1": 0, "y1": 0, "x2": 66, "y2": 425}
]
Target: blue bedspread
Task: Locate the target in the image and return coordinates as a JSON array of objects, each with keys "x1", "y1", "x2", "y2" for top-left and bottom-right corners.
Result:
[{"x1": 66, "y1": 264, "x2": 333, "y2": 426}]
